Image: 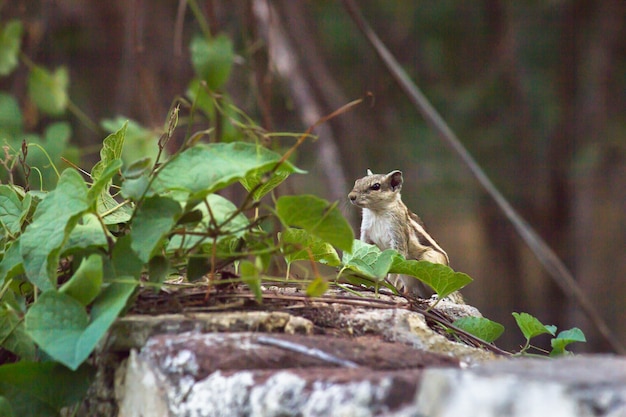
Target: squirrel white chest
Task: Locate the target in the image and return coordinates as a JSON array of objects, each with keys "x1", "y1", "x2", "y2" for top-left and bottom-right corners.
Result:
[{"x1": 361, "y1": 209, "x2": 399, "y2": 251}]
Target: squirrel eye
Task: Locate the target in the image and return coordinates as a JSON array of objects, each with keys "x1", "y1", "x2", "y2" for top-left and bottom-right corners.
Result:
[{"x1": 370, "y1": 183, "x2": 381, "y2": 191}]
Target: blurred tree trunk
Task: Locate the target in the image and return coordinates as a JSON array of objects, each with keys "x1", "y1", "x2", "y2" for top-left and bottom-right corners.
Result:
[
  {"x1": 252, "y1": 0, "x2": 351, "y2": 214},
  {"x1": 567, "y1": 0, "x2": 625, "y2": 351},
  {"x1": 479, "y1": 0, "x2": 625, "y2": 351}
]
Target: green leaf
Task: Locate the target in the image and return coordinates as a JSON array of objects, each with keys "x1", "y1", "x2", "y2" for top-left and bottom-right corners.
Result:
[
  {"x1": 0, "y1": 241, "x2": 24, "y2": 285},
  {"x1": 27, "y1": 66, "x2": 69, "y2": 116},
  {"x1": 512, "y1": 312, "x2": 556, "y2": 341},
  {"x1": 97, "y1": 192, "x2": 132, "y2": 224},
  {"x1": 123, "y1": 156, "x2": 152, "y2": 179},
  {"x1": 452, "y1": 316, "x2": 505, "y2": 343},
  {"x1": 550, "y1": 327, "x2": 586, "y2": 356},
  {"x1": 341, "y1": 240, "x2": 396, "y2": 280},
  {"x1": 185, "y1": 82, "x2": 242, "y2": 142},
  {"x1": 389, "y1": 256, "x2": 472, "y2": 299},
  {"x1": 59, "y1": 254, "x2": 103, "y2": 305},
  {"x1": 306, "y1": 277, "x2": 329, "y2": 297},
  {"x1": 25, "y1": 291, "x2": 87, "y2": 368},
  {"x1": 88, "y1": 158, "x2": 130, "y2": 225},
  {"x1": 119, "y1": 157, "x2": 153, "y2": 202},
  {"x1": 152, "y1": 142, "x2": 301, "y2": 199},
  {"x1": 20, "y1": 169, "x2": 89, "y2": 290},
  {"x1": 240, "y1": 165, "x2": 295, "y2": 201},
  {"x1": 112, "y1": 235, "x2": 143, "y2": 279},
  {"x1": 130, "y1": 195, "x2": 182, "y2": 263},
  {"x1": 148, "y1": 255, "x2": 170, "y2": 284},
  {"x1": 0, "y1": 307, "x2": 36, "y2": 361},
  {"x1": 91, "y1": 122, "x2": 127, "y2": 183},
  {"x1": 176, "y1": 209, "x2": 204, "y2": 226},
  {"x1": 101, "y1": 118, "x2": 160, "y2": 164},
  {"x1": 190, "y1": 34, "x2": 234, "y2": 90},
  {"x1": 24, "y1": 122, "x2": 77, "y2": 190},
  {"x1": 0, "y1": 361, "x2": 93, "y2": 416},
  {"x1": 186, "y1": 256, "x2": 211, "y2": 282},
  {"x1": 0, "y1": 20, "x2": 22, "y2": 76},
  {"x1": 25, "y1": 282, "x2": 136, "y2": 370},
  {"x1": 186, "y1": 78, "x2": 215, "y2": 117},
  {"x1": 89, "y1": 159, "x2": 122, "y2": 202},
  {"x1": 0, "y1": 185, "x2": 24, "y2": 236},
  {"x1": 0, "y1": 93, "x2": 23, "y2": 136},
  {"x1": 240, "y1": 260, "x2": 262, "y2": 303},
  {"x1": 197, "y1": 194, "x2": 249, "y2": 237},
  {"x1": 120, "y1": 172, "x2": 151, "y2": 201},
  {"x1": 544, "y1": 324, "x2": 558, "y2": 335},
  {"x1": 168, "y1": 195, "x2": 249, "y2": 252},
  {"x1": 0, "y1": 396, "x2": 13, "y2": 417},
  {"x1": 280, "y1": 228, "x2": 341, "y2": 267},
  {"x1": 276, "y1": 195, "x2": 354, "y2": 252},
  {"x1": 63, "y1": 214, "x2": 108, "y2": 253}
]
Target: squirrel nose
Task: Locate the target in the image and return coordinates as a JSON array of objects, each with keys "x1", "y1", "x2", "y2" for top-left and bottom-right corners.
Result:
[{"x1": 348, "y1": 192, "x2": 356, "y2": 201}]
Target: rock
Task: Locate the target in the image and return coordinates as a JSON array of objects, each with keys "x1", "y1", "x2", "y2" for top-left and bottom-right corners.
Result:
[
  {"x1": 416, "y1": 355, "x2": 626, "y2": 417},
  {"x1": 116, "y1": 330, "x2": 626, "y2": 417},
  {"x1": 118, "y1": 332, "x2": 460, "y2": 417}
]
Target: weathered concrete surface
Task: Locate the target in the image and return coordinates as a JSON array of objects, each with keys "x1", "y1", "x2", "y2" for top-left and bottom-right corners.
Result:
[
  {"x1": 104, "y1": 311, "x2": 315, "y2": 352},
  {"x1": 118, "y1": 332, "x2": 460, "y2": 417},
  {"x1": 417, "y1": 356, "x2": 626, "y2": 417},
  {"x1": 118, "y1": 337, "x2": 626, "y2": 417}
]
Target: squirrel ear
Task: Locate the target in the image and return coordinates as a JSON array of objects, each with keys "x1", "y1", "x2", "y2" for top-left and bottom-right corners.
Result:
[
  {"x1": 388, "y1": 170, "x2": 403, "y2": 191},
  {"x1": 366, "y1": 169, "x2": 374, "y2": 176}
]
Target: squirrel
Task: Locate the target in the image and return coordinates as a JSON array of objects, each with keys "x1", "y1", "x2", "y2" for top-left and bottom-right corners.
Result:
[{"x1": 348, "y1": 169, "x2": 450, "y2": 298}]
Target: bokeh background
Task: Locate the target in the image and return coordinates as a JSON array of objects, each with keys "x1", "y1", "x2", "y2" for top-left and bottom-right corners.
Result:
[{"x1": 1, "y1": 0, "x2": 624, "y2": 352}]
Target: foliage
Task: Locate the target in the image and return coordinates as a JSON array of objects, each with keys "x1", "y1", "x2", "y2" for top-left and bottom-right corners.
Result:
[
  {"x1": 453, "y1": 312, "x2": 586, "y2": 356},
  {"x1": 0, "y1": 19, "x2": 78, "y2": 191},
  {"x1": 512, "y1": 312, "x2": 586, "y2": 356},
  {"x1": 339, "y1": 240, "x2": 472, "y2": 299}
]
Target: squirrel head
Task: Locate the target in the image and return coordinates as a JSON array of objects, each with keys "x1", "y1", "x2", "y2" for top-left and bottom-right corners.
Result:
[{"x1": 348, "y1": 170, "x2": 403, "y2": 211}]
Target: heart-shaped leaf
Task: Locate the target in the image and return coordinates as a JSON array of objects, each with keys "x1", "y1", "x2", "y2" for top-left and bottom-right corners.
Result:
[
  {"x1": 0, "y1": 361, "x2": 93, "y2": 416},
  {"x1": 151, "y1": 142, "x2": 301, "y2": 199},
  {"x1": 276, "y1": 195, "x2": 353, "y2": 253},
  {"x1": 550, "y1": 327, "x2": 586, "y2": 356},
  {"x1": 59, "y1": 254, "x2": 103, "y2": 306},
  {"x1": 20, "y1": 169, "x2": 89, "y2": 290},
  {"x1": 341, "y1": 240, "x2": 397, "y2": 280},
  {"x1": 389, "y1": 256, "x2": 472, "y2": 299},
  {"x1": 25, "y1": 282, "x2": 136, "y2": 370},
  {"x1": 512, "y1": 312, "x2": 555, "y2": 341},
  {"x1": 0, "y1": 241, "x2": 24, "y2": 284},
  {"x1": 240, "y1": 260, "x2": 262, "y2": 303},
  {"x1": 130, "y1": 195, "x2": 182, "y2": 263},
  {"x1": 148, "y1": 255, "x2": 170, "y2": 285},
  {"x1": 452, "y1": 316, "x2": 505, "y2": 343},
  {"x1": 172, "y1": 194, "x2": 250, "y2": 252},
  {"x1": 0, "y1": 93, "x2": 23, "y2": 136},
  {"x1": 280, "y1": 228, "x2": 341, "y2": 267},
  {"x1": 0, "y1": 20, "x2": 23, "y2": 76},
  {"x1": 0, "y1": 307, "x2": 36, "y2": 361},
  {"x1": 306, "y1": 276, "x2": 329, "y2": 297},
  {"x1": 241, "y1": 165, "x2": 298, "y2": 201},
  {"x1": 0, "y1": 185, "x2": 25, "y2": 236},
  {"x1": 190, "y1": 34, "x2": 234, "y2": 90},
  {"x1": 512, "y1": 313, "x2": 556, "y2": 340},
  {"x1": 27, "y1": 66, "x2": 69, "y2": 116}
]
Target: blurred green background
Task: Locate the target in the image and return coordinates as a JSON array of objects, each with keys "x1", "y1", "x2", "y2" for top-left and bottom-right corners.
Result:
[{"x1": 1, "y1": 0, "x2": 624, "y2": 352}]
